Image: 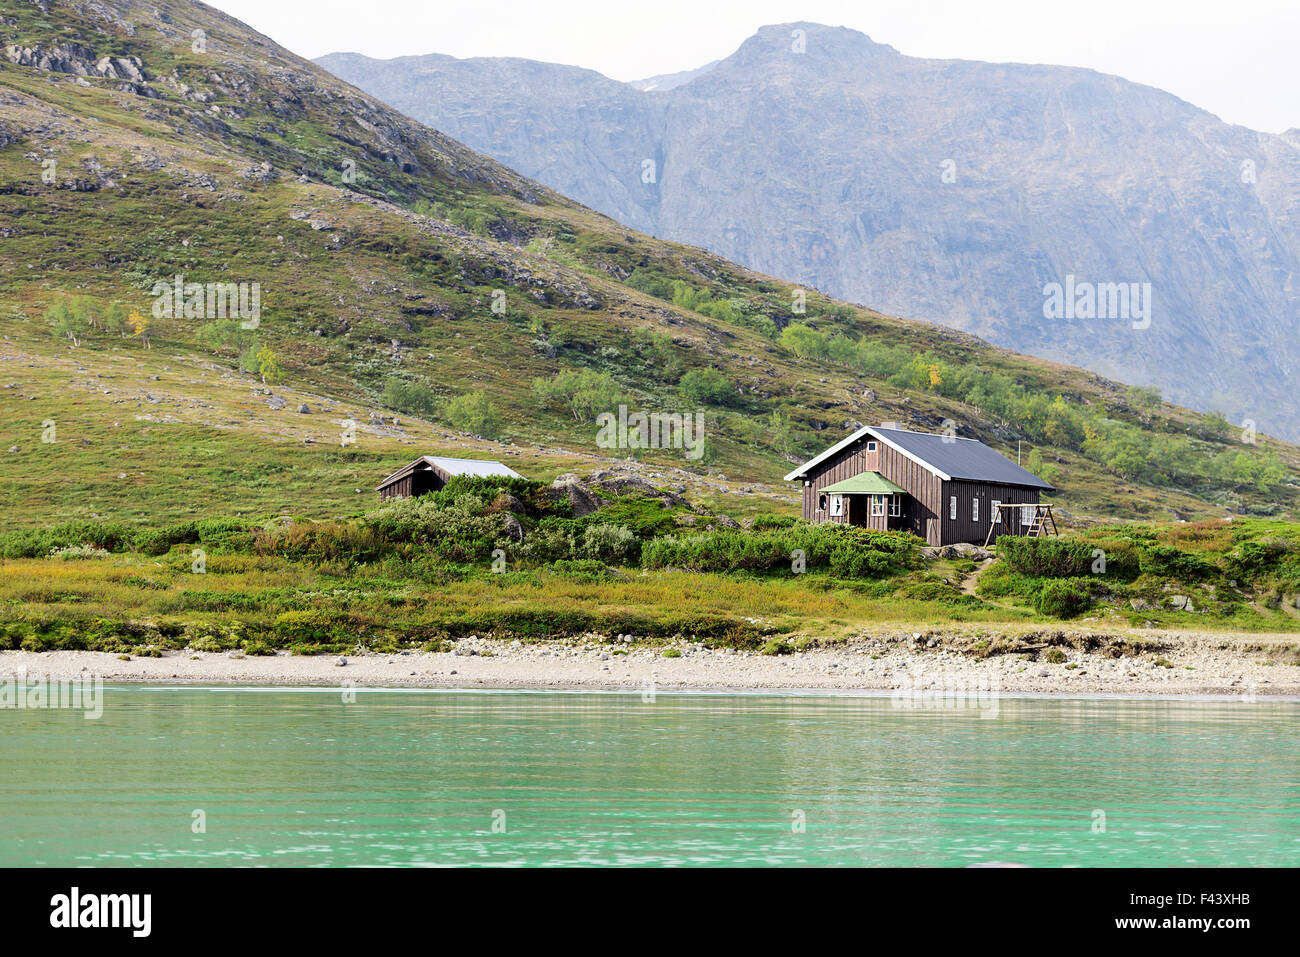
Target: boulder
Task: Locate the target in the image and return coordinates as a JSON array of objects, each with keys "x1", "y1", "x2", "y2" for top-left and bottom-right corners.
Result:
[
  {"x1": 547, "y1": 476, "x2": 604, "y2": 517},
  {"x1": 591, "y1": 473, "x2": 688, "y2": 508},
  {"x1": 920, "y1": 543, "x2": 992, "y2": 561}
]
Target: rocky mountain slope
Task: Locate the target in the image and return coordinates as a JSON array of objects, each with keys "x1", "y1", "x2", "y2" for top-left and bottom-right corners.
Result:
[
  {"x1": 319, "y1": 23, "x2": 1300, "y2": 439},
  {"x1": 1, "y1": 0, "x2": 1297, "y2": 531}
]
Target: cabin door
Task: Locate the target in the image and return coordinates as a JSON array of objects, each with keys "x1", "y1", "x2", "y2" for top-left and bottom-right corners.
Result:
[{"x1": 846, "y1": 495, "x2": 867, "y2": 527}]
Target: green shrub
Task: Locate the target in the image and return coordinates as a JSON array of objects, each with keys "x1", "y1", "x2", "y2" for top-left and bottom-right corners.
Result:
[
  {"x1": 254, "y1": 521, "x2": 391, "y2": 565},
  {"x1": 445, "y1": 390, "x2": 502, "y2": 438},
  {"x1": 1142, "y1": 544, "x2": 1217, "y2": 580},
  {"x1": 998, "y1": 537, "x2": 1096, "y2": 577},
  {"x1": 1035, "y1": 578, "x2": 1093, "y2": 619},
  {"x1": 548, "y1": 559, "x2": 618, "y2": 582},
  {"x1": 581, "y1": 524, "x2": 639, "y2": 564},
  {"x1": 1225, "y1": 539, "x2": 1293, "y2": 579},
  {"x1": 0, "y1": 521, "x2": 134, "y2": 558},
  {"x1": 678, "y1": 368, "x2": 733, "y2": 405},
  {"x1": 382, "y1": 376, "x2": 440, "y2": 418},
  {"x1": 828, "y1": 544, "x2": 895, "y2": 578},
  {"x1": 750, "y1": 514, "x2": 799, "y2": 531},
  {"x1": 361, "y1": 493, "x2": 509, "y2": 562},
  {"x1": 642, "y1": 523, "x2": 917, "y2": 577}
]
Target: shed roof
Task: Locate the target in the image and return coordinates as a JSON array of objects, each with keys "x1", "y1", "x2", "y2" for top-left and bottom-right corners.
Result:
[
  {"x1": 821, "y1": 472, "x2": 906, "y2": 495},
  {"x1": 377, "y1": 455, "x2": 523, "y2": 490}
]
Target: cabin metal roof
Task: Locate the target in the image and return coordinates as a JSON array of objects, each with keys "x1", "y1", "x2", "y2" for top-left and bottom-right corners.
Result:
[
  {"x1": 376, "y1": 455, "x2": 523, "y2": 490},
  {"x1": 869, "y1": 427, "x2": 1054, "y2": 489},
  {"x1": 820, "y1": 472, "x2": 907, "y2": 495},
  {"x1": 784, "y1": 425, "x2": 1054, "y2": 490}
]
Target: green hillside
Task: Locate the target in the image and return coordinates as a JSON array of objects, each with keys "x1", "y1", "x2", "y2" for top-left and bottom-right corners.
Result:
[{"x1": 2, "y1": 0, "x2": 1297, "y2": 535}]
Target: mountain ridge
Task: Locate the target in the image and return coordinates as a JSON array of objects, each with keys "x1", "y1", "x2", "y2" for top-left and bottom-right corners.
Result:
[{"x1": 318, "y1": 21, "x2": 1300, "y2": 440}]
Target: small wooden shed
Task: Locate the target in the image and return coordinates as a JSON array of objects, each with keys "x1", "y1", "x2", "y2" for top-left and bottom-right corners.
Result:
[{"x1": 376, "y1": 455, "x2": 523, "y2": 500}]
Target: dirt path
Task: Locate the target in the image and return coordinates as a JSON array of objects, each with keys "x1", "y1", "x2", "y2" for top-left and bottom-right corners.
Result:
[{"x1": 959, "y1": 558, "x2": 995, "y2": 596}]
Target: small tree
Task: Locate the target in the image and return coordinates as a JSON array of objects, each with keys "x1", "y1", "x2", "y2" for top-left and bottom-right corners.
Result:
[
  {"x1": 71, "y1": 295, "x2": 99, "y2": 331},
  {"x1": 1126, "y1": 385, "x2": 1162, "y2": 423},
  {"x1": 48, "y1": 299, "x2": 87, "y2": 347},
  {"x1": 104, "y1": 302, "x2": 129, "y2": 338},
  {"x1": 1027, "y1": 447, "x2": 1059, "y2": 484},
  {"x1": 128, "y1": 310, "x2": 152, "y2": 349},
  {"x1": 255, "y1": 345, "x2": 283, "y2": 385},
  {"x1": 445, "y1": 390, "x2": 501, "y2": 438}
]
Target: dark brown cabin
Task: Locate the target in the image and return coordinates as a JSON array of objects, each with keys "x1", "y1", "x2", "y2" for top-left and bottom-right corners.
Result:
[
  {"x1": 376, "y1": 455, "x2": 524, "y2": 500},
  {"x1": 784, "y1": 425, "x2": 1055, "y2": 546}
]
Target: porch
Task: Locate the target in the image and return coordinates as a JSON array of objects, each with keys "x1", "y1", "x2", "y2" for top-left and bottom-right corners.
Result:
[{"x1": 821, "y1": 472, "x2": 909, "y2": 532}]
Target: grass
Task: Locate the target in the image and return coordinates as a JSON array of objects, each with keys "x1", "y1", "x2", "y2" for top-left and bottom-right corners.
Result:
[{"x1": 9, "y1": 504, "x2": 1300, "y2": 658}]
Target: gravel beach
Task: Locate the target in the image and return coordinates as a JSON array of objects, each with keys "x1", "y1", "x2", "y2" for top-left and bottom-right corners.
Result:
[{"x1": 3, "y1": 627, "x2": 1298, "y2": 696}]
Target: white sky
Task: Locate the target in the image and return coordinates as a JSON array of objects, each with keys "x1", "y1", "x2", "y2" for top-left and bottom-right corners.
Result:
[{"x1": 211, "y1": 0, "x2": 1300, "y2": 133}]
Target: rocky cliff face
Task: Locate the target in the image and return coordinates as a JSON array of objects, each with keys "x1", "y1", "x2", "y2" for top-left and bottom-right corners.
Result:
[{"x1": 320, "y1": 23, "x2": 1300, "y2": 439}]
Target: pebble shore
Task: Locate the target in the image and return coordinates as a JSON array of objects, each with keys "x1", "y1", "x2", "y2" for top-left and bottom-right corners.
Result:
[{"x1": 4, "y1": 627, "x2": 1298, "y2": 696}]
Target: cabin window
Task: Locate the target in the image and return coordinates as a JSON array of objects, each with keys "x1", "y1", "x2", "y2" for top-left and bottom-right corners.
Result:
[
  {"x1": 829, "y1": 494, "x2": 844, "y2": 517},
  {"x1": 866, "y1": 441, "x2": 877, "y2": 452},
  {"x1": 889, "y1": 496, "x2": 901, "y2": 517},
  {"x1": 992, "y1": 500, "x2": 1001, "y2": 523},
  {"x1": 818, "y1": 494, "x2": 827, "y2": 513},
  {"x1": 1021, "y1": 504, "x2": 1034, "y2": 526},
  {"x1": 871, "y1": 494, "x2": 886, "y2": 517},
  {"x1": 949, "y1": 496, "x2": 957, "y2": 520},
  {"x1": 972, "y1": 498, "x2": 979, "y2": 523}
]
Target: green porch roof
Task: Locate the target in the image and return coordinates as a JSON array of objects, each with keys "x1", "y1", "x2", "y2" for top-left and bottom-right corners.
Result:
[{"x1": 821, "y1": 471, "x2": 907, "y2": 495}]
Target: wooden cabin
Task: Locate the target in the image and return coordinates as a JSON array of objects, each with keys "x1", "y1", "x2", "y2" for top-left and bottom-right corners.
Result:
[
  {"x1": 376, "y1": 455, "x2": 524, "y2": 500},
  {"x1": 783, "y1": 425, "x2": 1054, "y2": 546}
]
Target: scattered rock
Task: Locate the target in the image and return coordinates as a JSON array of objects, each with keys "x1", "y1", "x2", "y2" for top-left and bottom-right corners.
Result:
[{"x1": 547, "y1": 475, "x2": 604, "y2": 517}]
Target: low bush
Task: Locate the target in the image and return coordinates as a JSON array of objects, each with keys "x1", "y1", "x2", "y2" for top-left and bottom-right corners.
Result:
[
  {"x1": 1035, "y1": 578, "x2": 1093, "y2": 619},
  {"x1": 642, "y1": 524, "x2": 918, "y2": 577}
]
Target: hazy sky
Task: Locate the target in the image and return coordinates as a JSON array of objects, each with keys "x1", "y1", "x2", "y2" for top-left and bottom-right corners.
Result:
[{"x1": 211, "y1": 0, "x2": 1299, "y2": 133}]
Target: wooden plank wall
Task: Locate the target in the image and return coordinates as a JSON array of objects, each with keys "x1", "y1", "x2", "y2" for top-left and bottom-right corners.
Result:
[{"x1": 940, "y1": 479, "x2": 1041, "y2": 545}]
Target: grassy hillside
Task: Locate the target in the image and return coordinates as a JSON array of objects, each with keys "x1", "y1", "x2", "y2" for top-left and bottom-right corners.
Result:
[{"x1": 1, "y1": 0, "x2": 1298, "y2": 541}]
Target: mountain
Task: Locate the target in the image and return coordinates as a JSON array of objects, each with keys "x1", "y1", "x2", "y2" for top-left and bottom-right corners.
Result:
[
  {"x1": 318, "y1": 23, "x2": 1300, "y2": 440},
  {"x1": 629, "y1": 60, "x2": 719, "y2": 92},
  {"x1": 0, "y1": 0, "x2": 1296, "y2": 532}
]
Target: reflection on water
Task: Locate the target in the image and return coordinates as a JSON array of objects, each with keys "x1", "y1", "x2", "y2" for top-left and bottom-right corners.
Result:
[{"x1": 0, "y1": 689, "x2": 1296, "y2": 866}]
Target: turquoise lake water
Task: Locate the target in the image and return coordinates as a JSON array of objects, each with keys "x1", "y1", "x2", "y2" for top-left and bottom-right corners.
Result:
[{"x1": 1, "y1": 688, "x2": 1296, "y2": 866}]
